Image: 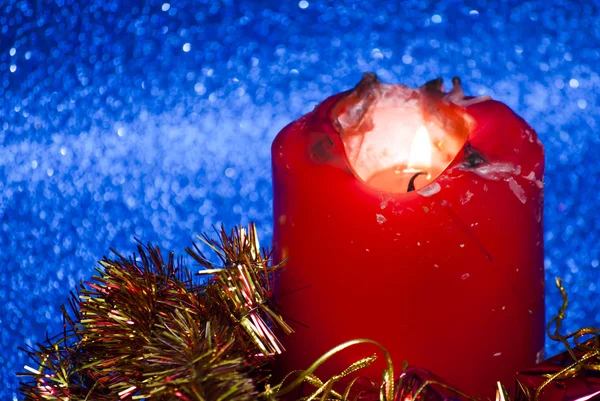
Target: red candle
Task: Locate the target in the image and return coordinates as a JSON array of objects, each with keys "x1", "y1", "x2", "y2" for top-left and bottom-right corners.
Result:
[{"x1": 272, "y1": 73, "x2": 545, "y2": 398}]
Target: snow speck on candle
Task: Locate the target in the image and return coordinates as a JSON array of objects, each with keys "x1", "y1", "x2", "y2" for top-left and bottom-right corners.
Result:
[
  {"x1": 536, "y1": 350, "x2": 545, "y2": 364},
  {"x1": 416, "y1": 182, "x2": 441, "y2": 197},
  {"x1": 507, "y1": 177, "x2": 527, "y2": 204},
  {"x1": 464, "y1": 162, "x2": 519, "y2": 181},
  {"x1": 460, "y1": 190, "x2": 473, "y2": 205}
]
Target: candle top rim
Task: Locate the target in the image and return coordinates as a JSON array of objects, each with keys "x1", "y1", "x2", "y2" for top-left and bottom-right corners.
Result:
[{"x1": 328, "y1": 73, "x2": 481, "y2": 194}]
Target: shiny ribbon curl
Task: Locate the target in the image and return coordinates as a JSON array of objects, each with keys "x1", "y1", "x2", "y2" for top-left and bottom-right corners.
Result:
[
  {"x1": 403, "y1": 377, "x2": 476, "y2": 401},
  {"x1": 262, "y1": 339, "x2": 394, "y2": 401},
  {"x1": 527, "y1": 278, "x2": 600, "y2": 401}
]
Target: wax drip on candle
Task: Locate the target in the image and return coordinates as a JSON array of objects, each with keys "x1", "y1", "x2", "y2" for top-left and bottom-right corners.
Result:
[{"x1": 422, "y1": 76, "x2": 492, "y2": 107}]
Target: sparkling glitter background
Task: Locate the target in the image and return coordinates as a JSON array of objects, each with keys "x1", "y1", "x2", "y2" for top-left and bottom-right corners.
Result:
[{"x1": 1, "y1": 0, "x2": 599, "y2": 396}]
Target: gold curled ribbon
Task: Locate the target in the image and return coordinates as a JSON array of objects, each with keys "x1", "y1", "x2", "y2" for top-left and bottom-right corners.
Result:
[
  {"x1": 528, "y1": 277, "x2": 600, "y2": 401},
  {"x1": 264, "y1": 339, "x2": 476, "y2": 401},
  {"x1": 262, "y1": 339, "x2": 394, "y2": 401},
  {"x1": 411, "y1": 379, "x2": 476, "y2": 401}
]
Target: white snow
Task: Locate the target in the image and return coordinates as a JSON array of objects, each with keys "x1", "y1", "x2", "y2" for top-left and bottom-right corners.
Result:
[
  {"x1": 507, "y1": 177, "x2": 527, "y2": 204},
  {"x1": 417, "y1": 182, "x2": 441, "y2": 197}
]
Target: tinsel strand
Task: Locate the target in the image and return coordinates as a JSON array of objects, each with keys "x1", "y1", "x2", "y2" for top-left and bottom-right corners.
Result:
[{"x1": 18, "y1": 224, "x2": 289, "y2": 401}]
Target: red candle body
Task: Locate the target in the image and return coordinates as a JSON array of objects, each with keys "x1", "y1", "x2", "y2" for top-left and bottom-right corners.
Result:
[{"x1": 272, "y1": 81, "x2": 545, "y2": 398}]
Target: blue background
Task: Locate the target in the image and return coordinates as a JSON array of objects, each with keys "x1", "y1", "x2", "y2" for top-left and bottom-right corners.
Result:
[{"x1": 1, "y1": 0, "x2": 599, "y2": 397}]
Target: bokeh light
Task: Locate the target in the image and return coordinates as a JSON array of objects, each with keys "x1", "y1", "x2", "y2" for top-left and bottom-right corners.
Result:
[{"x1": 1, "y1": 0, "x2": 600, "y2": 397}]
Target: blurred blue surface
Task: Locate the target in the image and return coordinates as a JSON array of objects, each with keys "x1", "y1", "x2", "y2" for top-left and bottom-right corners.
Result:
[{"x1": 1, "y1": 0, "x2": 600, "y2": 397}]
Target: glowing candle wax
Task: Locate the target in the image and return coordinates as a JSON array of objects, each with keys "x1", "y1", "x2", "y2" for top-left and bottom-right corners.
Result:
[{"x1": 272, "y1": 73, "x2": 545, "y2": 398}]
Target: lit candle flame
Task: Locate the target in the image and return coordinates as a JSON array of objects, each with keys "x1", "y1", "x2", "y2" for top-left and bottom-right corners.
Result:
[{"x1": 405, "y1": 125, "x2": 432, "y2": 172}]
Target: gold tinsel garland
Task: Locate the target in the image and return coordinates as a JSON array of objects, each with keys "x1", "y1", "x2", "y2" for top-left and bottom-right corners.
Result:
[{"x1": 18, "y1": 225, "x2": 600, "y2": 401}]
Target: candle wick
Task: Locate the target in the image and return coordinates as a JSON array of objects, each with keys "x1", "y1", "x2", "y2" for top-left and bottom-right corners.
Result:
[{"x1": 407, "y1": 171, "x2": 427, "y2": 192}]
